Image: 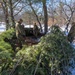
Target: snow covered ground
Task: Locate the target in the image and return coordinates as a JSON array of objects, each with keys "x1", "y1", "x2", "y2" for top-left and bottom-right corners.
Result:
[
  {"x1": 0, "y1": 22, "x2": 6, "y2": 33},
  {"x1": 60, "y1": 25, "x2": 71, "y2": 32},
  {"x1": 71, "y1": 69, "x2": 75, "y2": 75},
  {"x1": 0, "y1": 25, "x2": 6, "y2": 33}
]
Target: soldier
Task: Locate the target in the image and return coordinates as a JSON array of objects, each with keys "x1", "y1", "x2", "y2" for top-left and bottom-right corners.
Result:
[
  {"x1": 33, "y1": 23, "x2": 39, "y2": 38},
  {"x1": 68, "y1": 22, "x2": 75, "y2": 43},
  {"x1": 15, "y1": 19, "x2": 25, "y2": 44}
]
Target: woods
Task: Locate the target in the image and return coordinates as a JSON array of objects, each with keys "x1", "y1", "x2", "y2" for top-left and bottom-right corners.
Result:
[
  {"x1": 0, "y1": 0, "x2": 75, "y2": 75},
  {"x1": 0, "y1": 0, "x2": 74, "y2": 32}
]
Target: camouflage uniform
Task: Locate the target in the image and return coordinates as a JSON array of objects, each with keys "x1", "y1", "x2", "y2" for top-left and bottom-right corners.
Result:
[
  {"x1": 33, "y1": 24, "x2": 39, "y2": 38},
  {"x1": 15, "y1": 22, "x2": 25, "y2": 44}
]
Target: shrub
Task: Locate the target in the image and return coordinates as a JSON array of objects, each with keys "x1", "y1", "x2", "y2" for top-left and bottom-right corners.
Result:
[
  {"x1": 0, "y1": 26, "x2": 75, "y2": 75},
  {"x1": 39, "y1": 25, "x2": 75, "y2": 74},
  {"x1": 0, "y1": 28, "x2": 15, "y2": 41},
  {"x1": 15, "y1": 25, "x2": 75, "y2": 75},
  {"x1": 0, "y1": 41, "x2": 12, "y2": 50},
  {"x1": 0, "y1": 28, "x2": 17, "y2": 51}
]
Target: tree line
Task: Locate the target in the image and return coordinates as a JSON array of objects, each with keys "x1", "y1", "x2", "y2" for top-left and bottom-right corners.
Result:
[{"x1": 0, "y1": 0, "x2": 75, "y2": 33}]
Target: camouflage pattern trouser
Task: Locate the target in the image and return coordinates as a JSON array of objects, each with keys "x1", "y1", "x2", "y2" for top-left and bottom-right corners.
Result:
[
  {"x1": 17, "y1": 34, "x2": 25, "y2": 44},
  {"x1": 33, "y1": 30, "x2": 39, "y2": 38}
]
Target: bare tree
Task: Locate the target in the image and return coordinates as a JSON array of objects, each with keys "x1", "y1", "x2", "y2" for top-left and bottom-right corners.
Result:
[
  {"x1": 29, "y1": 2, "x2": 42, "y2": 32},
  {"x1": 9, "y1": 0, "x2": 15, "y2": 28},
  {"x1": 42, "y1": 0, "x2": 48, "y2": 34},
  {"x1": 1, "y1": 0, "x2": 9, "y2": 30}
]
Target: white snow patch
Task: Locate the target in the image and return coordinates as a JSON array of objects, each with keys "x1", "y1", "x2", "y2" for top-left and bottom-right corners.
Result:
[
  {"x1": 0, "y1": 24, "x2": 6, "y2": 33},
  {"x1": 71, "y1": 69, "x2": 75, "y2": 75}
]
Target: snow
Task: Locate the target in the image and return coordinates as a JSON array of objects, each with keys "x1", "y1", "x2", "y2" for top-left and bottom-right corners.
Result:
[
  {"x1": 72, "y1": 69, "x2": 75, "y2": 75},
  {"x1": 60, "y1": 25, "x2": 71, "y2": 32},
  {"x1": 0, "y1": 24, "x2": 6, "y2": 33},
  {"x1": 24, "y1": 24, "x2": 34, "y2": 28}
]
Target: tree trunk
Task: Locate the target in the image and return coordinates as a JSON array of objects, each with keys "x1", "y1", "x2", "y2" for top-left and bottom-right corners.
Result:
[
  {"x1": 65, "y1": 10, "x2": 74, "y2": 32},
  {"x1": 2, "y1": 0, "x2": 9, "y2": 30},
  {"x1": 42, "y1": 0, "x2": 48, "y2": 34},
  {"x1": 9, "y1": 0, "x2": 15, "y2": 28},
  {"x1": 29, "y1": 4, "x2": 43, "y2": 32}
]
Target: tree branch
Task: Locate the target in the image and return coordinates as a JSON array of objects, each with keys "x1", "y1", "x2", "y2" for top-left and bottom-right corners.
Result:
[
  {"x1": 13, "y1": 0, "x2": 21, "y2": 9},
  {"x1": 14, "y1": 6, "x2": 25, "y2": 16},
  {"x1": 9, "y1": 57, "x2": 23, "y2": 75}
]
